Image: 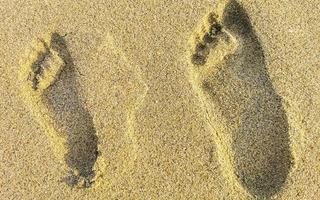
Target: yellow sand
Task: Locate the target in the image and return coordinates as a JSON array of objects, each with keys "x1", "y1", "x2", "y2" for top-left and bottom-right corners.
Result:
[{"x1": 0, "y1": 0, "x2": 319, "y2": 199}]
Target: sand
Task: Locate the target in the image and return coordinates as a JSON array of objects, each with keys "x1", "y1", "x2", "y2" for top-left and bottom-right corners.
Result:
[{"x1": 0, "y1": 0, "x2": 319, "y2": 199}]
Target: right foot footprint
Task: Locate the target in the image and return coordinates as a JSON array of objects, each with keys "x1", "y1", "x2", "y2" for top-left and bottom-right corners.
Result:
[
  {"x1": 19, "y1": 32, "x2": 99, "y2": 188},
  {"x1": 188, "y1": 0, "x2": 292, "y2": 199}
]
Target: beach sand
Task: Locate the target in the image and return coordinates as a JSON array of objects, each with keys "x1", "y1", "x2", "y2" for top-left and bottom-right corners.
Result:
[{"x1": 0, "y1": 0, "x2": 319, "y2": 199}]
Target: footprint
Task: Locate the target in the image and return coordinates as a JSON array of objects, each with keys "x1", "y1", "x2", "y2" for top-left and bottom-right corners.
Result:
[
  {"x1": 188, "y1": 0, "x2": 292, "y2": 198},
  {"x1": 19, "y1": 32, "x2": 98, "y2": 188}
]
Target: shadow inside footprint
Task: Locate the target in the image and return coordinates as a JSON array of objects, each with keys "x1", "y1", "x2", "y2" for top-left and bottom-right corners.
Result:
[
  {"x1": 42, "y1": 33, "x2": 98, "y2": 187},
  {"x1": 202, "y1": 0, "x2": 292, "y2": 198}
]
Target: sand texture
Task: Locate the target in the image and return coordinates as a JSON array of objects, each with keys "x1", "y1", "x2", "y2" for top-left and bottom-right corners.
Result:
[{"x1": 0, "y1": 0, "x2": 319, "y2": 199}]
